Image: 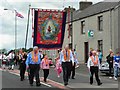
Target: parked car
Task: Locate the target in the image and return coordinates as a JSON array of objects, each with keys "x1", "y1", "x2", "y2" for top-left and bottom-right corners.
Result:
[
  {"x1": 100, "y1": 62, "x2": 120, "y2": 76},
  {"x1": 100, "y1": 62, "x2": 110, "y2": 75}
]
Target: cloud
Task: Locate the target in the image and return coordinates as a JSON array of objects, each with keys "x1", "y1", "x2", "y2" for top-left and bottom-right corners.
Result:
[{"x1": 0, "y1": 34, "x2": 14, "y2": 49}]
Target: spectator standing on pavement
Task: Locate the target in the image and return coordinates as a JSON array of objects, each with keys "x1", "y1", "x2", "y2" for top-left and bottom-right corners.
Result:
[
  {"x1": 60, "y1": 45, "x2": 74, "y2": 86},
  {"x1": 113, "y1": 52, "x2": 120, "y2": 81},
  {"x1": 107, "y1": 52, "x2": 114, "y2": 79},
  {"x1": 41, "y1": 54, "x2": 51, "y2": 82},
  {"x1": 19, "y1": 49, "x2": 27, "y2": 81},
  {"x1": 106, "y1": 49, "x2": 113, "y2": 62},
  {"x1": 87, "y1": 50, "x2": 102, "y2": 86},
  {"x1": 97, "y1": 50, "x2": 103, "y2": 64},
  {"x1": 26, "y1": 46, "x2": 41, "y2": 86}
]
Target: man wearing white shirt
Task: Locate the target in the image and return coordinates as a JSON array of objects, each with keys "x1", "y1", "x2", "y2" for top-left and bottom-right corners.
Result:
[
  {"x1": 87, "y1": 50, "x2": 102, "y2": 86},
  {"x1": 60, "y1": 45, "x2": 74, "y2": 86}
]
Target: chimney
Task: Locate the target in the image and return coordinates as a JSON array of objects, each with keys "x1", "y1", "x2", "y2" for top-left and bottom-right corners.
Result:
[{"x1": 79, "y1": 1, "x2": 92, "y2": 10}]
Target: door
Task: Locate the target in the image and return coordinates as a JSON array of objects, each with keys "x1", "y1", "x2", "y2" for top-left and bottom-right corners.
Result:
[{"x1": 84, "y1": 42, "x2": 89, "y2": 63}]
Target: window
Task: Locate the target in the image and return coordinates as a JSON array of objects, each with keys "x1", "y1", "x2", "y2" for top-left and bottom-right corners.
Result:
[
  {"x1": 98, "y1": 16, "x2": 103, "y2": 31},
  {"x1": 81, "y1": 21, "x2": 85, "y2": 34},
  {"x1": 98, "y1": 40, "x2": 103, "y2": 53}
]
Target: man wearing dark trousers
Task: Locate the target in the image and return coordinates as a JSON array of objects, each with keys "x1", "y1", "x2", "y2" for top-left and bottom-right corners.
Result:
[
  {"x1": 26, "y1": 46, "x2": 41, "y2": 86},
  {"x1": 71, "y1": 49, "x2": 78, "y2": 79},
  {"x1": 19, "y1": 49, "x2": 27, "y2": 81},
  {"x1": 60, "y1": 45, "x2": 74, "y2": 86},
  {"x1": 87, "y1": 50, "x2": 102, "y2": 86}
]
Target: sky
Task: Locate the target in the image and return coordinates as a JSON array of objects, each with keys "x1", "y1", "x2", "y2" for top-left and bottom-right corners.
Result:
[{"x1": 0, "y1": 0, "x2": 115, "y2": 50}]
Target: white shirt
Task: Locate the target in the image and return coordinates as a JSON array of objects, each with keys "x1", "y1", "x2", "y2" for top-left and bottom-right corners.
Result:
[
  {"x1": 8, "y1": 53, "x2": 15, "y2": 59},
  {"x1": 60, "y1": 50, "x2": 74, "y2": 64},
  {"x1": 87, "y1": 56, "x2": 101, "y2": 69}
]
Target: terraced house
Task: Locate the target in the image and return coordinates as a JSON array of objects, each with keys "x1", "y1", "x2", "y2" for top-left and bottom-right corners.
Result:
[{"x1": 63, "y1": 1, "x2": 120, "y2": 63}]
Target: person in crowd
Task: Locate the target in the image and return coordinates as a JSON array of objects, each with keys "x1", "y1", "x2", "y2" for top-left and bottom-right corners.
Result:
[
  {"x1": 89, "y1": 48, "x2": 94, "y2": 56},
  {"x1": 1, "y1": 53, "x2": 7, "y2": 69},
  {"x1": 39, "y1": 50, "x2": 44, "y2": 60},
  {"x1": 106, "y1": 49, "x2": 113, "y2": 62},
  {"x1": 15, "y1": 52, "x2": 19, "y2": 66},
  {"x1": 60, "y1": 45, "x2": 74, "y2": 86},
  {"x1": 41, "y1": 54, "x2": 51, "y2": 82},
  {"x1": 71, "y1": 49, "x2": 79, "y2": 79},
  {"x1": 97, "y1": 50, "x2": 103, "y2": 64},
  {"x1": 49, "y1": 58, "x2": 54, "y2": 67},
  {"x1": 19, "y1": 49, "x2": 27, "y2": 81},
  {"x1": 113, "y1": 52, "x2": 120, "y2": 80},
  {"x1": 26, "y1": 46, "x2": 41, "y2": 86},
  {"x1": 87, "y1": 50, "x2": 102, "y2": 86},
  {"x1": 8, "y1": 50, "x2": 15, "y2": 70},
  {"x1": 55, "y1": 49, "x2": 62, "y2": 78},
  {"x1": 107, "y1": 52, "x2": 114, "y2": 79}
]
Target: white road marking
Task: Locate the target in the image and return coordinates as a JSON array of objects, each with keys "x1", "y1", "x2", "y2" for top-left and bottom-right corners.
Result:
[
  {"x1": 34, "y1": 79, "x2": 51, "y2": 87},
  {"x1": 8, "y1": 70, "x2": 52, "y2": 87}
]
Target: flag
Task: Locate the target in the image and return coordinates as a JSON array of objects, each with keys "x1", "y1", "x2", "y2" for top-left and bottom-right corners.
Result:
[{"x1": 16, "y1": 12, "x2": 24, "y2": 18}]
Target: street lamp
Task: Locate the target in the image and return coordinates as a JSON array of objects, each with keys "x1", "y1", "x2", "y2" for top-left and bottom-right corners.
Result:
[{"x1": 4, "y1": 8, "x2": 17, "y2": 54}]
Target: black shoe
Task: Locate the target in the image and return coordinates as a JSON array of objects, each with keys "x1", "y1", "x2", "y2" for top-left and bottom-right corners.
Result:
[
  {"x1": 98, "y1": 83, "x2": 102, "y2": 86},
  {"x1": 90, "y1": 83, "x2": 93, "y2": 85},
  {"x1": 72, "y1": 77, "x2": 75, "y2": 79},
  {"x1": 36, "y1": 83, "x2": 41, "y2": 87},
  {"x1": 30, "y1": 84, "x2": 33, "y2": 86},
  {"x1": 44, "y1": 79, "x2": 47, "y2": 82},
  {"x1": 20, "y1": 78, "x2": 23, "y2": 81},
  {"x1": 64, "y1": 82, "x2": 68, "y2": 86}
]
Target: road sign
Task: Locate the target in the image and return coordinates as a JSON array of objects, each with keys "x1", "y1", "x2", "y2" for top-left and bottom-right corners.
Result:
[{"x1": 88, "y1": 30, "x2": 94, "y2": 37}]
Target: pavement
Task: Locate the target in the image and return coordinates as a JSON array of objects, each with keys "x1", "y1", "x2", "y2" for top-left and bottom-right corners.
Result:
[{"x1": 0, "y1": 64, "x2": 119, "y2": 90}]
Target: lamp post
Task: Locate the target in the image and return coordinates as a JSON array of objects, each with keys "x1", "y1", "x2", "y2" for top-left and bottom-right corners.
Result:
[{"x1": 4, "y1": 9, "x2": 17, "y2": 54}]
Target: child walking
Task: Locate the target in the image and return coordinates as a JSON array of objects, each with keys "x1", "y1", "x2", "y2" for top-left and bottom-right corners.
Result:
[
  {"x1": 55, "y1": 49, "x2": 62, "y2": 78},
  {"x1": 41, "y1": 54, "x2": 50, "y2": 82},
  {"x1": 55, "y1": 59, "x2": 62, "y2": 78}
]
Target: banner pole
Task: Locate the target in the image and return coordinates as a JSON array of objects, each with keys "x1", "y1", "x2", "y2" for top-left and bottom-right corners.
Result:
[{"x1": 25, "y1": 4, "x2": 31, "y2": 49}]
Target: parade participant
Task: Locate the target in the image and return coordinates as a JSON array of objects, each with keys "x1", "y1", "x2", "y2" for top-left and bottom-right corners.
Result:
[
  {"x1": 71, "y1": 49, "x2": 79, "y2": 79},
  {"x1": 113, "y1": 52, "x2": 120, "y2": 80},
  {"x1": 19, "y1": 49, "x2": 27, "y2": 81},
  {"x1": 60, "y1": 45, "x2": 74, "y2": 86},
  {"x1": 8, "y1": 50, "x2": 15, "y2": 70},
  {"x1": 55, "y1": 49, "x2": 62, "y2": 78},
  {"x1": 26, "y1": 46, "x2": 41, "y2": 86},
  {"x1": 107, "y1": 52, "x2": 114, "y2": 79},
  {"x1": 41, "y1": 54, "x2": 51, "y2": 82},
  {"x1": 87, "y1": 50, "x2": 102, "y2": 86}
]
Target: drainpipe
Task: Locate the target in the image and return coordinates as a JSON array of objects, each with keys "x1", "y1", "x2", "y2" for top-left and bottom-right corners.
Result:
[{"x1": 110, "y1": 9, "x2": 112, "y2": 50}]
